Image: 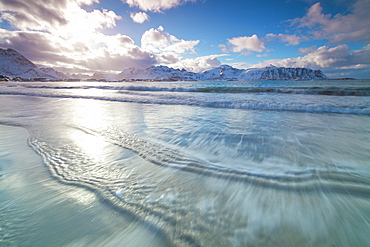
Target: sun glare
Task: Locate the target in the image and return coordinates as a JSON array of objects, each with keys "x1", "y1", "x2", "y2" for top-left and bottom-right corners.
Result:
[
  {"x1": 66, "y1": 99, "x2": 111, "y2": 159},
  {"x1": 53, "y1": 4, "x2": 122, "y2": 60}
]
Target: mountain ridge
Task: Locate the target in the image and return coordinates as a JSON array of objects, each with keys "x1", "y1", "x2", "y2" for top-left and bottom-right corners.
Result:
[
  {"x1": 0, "y1": 48, "x2": 327, "y2": 81},
  {"x1": 115, "y1": 64, "x2": 327, "y2": 81}
]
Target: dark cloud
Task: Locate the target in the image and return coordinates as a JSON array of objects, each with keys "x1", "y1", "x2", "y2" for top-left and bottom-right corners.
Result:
[
  {"x1": 0, "y1": 0, "x2": 70, "y2": 29},
  {"x1": 0, "y1": 31, "x2": 71, "y2": 63}
]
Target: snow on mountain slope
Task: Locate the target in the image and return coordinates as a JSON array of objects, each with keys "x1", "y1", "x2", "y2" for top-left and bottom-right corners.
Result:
[
  {"x1": 116, "y1": 64, "x2": 327, "y2": 81},
  {"x1": 205, "y1": 65, "x2": 327, "y2": 80},
  {"x1": 201, "y1": 65, "x2": 245, "y2": 80},
  {"x1": 0, "y1": 48, "x2": 62, "y2": 79},
  {"x1": 116, "y1": 65, "x2": 200, "y2": 81},
  {"x1": 243, "y1": 65, "x2": 327, "y2": 80}
]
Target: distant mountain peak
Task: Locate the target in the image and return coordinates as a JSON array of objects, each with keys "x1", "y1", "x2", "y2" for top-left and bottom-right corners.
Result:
[
  {"x1": 264, "y1": 64, "x2": 277, "y2": 69},
  {"x1": 219, "y1": 64, "x2": 233, "y2": 69}
]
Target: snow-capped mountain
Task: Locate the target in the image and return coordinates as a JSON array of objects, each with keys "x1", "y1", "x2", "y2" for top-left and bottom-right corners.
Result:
[
  {"x1": 117, "y1": 64, "x2": 327, "y2": 81},
  {"x1": 201, "y1": 65, "x2": 327, "y2": 80},
  {"x1": 116, "y1": 65, "x2": 200, "y2": 81},
  {"x1": 201, "y1": 65, "x2": 245, "y2": 80},
  {"x1": 0, "y1": 48, "x2": 63, "y2": 79},
  {"x1": 240, "y1": 66, "x2": 327, "y2": 80}
]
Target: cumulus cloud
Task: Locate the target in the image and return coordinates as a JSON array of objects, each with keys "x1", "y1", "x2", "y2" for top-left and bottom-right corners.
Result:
[
  {"x1": 0, "y1": 0, "x2": 70, "y2": 30},
  {"x1": 266, "y1": 33, "x2": 307, "y2": 46},
  {"x1": 155, "y1": 52, "x2": 180, "y2": 64},
  {"x1": 290, "y1": 0, "x2": 370, "y2": 44},
  {"x1": 140, "y1": 26, "x2": 208, "y2": 70},
  {"x1": 122, "y1": 0, "x2": 196, "y2": 12},
  {"x1": 0, "y1": 0, "x2": 157, "y2": 73},
  {"x1": 0, "y1": 0, "x2": 101, "y2": 31},
  {"x1": 141, "y1": 26, "x2": 199, "y2": 54},
  {"x1": 170, "y1": 54, "x2": 228, "y2": 73},
  {"x1": 0, "y1": 29, "x2": 70, "y2": 62},
  {"x1": 130, "y1": 12, "x2": 149, "y2": 23},
  {"x1": 227, "y1": 35, "x2": 266, "y2": 53},
  {"x1": 218, "y1": 44, "x2": 228, "y2": 53},
  {"x1": 0, "y1": 28, "x2": 156, "y2": 73},
  {"x1": 0, "y1": 0, "x2": 226, "y2": 74},
  {"x1": 259, "y1": 44, "x2": 370, "y2": 72},
  {"x1": 298, "y1": 45, "x2": 317, "y2": 54}
]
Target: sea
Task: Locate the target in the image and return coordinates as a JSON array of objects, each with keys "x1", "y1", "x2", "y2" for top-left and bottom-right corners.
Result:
[{"x1": 0, "y1": 79, "x2": 369, "y2": 246}]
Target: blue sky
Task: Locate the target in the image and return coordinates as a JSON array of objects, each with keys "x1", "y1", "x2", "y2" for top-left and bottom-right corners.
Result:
[{"x1": 1, "y1": 0, "x2": 369, "y2": 78}]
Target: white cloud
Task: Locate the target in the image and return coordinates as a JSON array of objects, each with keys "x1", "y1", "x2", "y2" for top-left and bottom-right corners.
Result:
[
  {"x1": 57, "y1": 7, "x2": 121, "y2": 42},
  {"x1": 0, "y1": 0, "x2": 157, "y2": 73},
  {"x1": 298, "y1": 45, "x2": 317, "y2": 54},
  {"x1": 141, "y1": 26, "x2": 199, "y2": 54},
  {"x1": 290, "y1": 0, "x2": 370, "y2": 44},
  {"x1": 123, "y1": 0, "x2": 196, "y2": 12},
  {"x1": 258, "y1": 44, "x2": 370, "y2": 71},
  {"x1": 266, "y1": 33, "x2": 307, "y2": 46},
  {"x1": 241, "y1": 51, "x2": 253, "y2": 56},
  {"x1": 0, "y1": 0, "x2": 205, "y2": 74},
  {"x1": 170, "y1": 54, "x2": 228, "y2": 73},
  {"x1": 227, "y1": 35, "x2": 265, "y2": 53},
  {"x1": 155, "y1": 52, "x2": 181, "y2": 64},
  {"x1": 130, "y1": 12, "x2": 149, "y2": 23},
  {"x1": 0, "y1": 28, "x2": 156, "y2": 73},
  {"x1": 140, "y1": 26, "x2": 204, "y2": 70},
  {"x1": 218, "y1": 44, "x2": 228, "y2": 53},
  {"x1": 227, "y1": 62, "x2": 252, "y2": 70}
]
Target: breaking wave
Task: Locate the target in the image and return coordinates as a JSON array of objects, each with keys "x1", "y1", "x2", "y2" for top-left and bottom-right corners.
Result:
[
  {"x1": 1, "y1": 89, "x2": 369, "y2": 115},
  {"x1": 196, "y1": 86, "x2": 370, "y2": 96},
  {"x1": 21, "y1": 84, "x2": 370, "y2": 96}
]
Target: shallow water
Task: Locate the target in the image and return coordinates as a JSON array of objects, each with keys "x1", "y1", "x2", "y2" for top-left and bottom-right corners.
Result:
[{"x1": 0, "y1": 80, "x2": 369, "y2": 246}]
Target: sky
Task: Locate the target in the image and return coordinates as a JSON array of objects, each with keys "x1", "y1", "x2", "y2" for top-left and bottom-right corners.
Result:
[{"x1": 0, "y1": 0, "x2": 369, "y2": 78}]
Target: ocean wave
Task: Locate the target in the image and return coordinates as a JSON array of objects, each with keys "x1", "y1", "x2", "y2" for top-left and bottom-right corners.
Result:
[
  {"x1": 23, "y1": 84, "x2": 193, "y2": 92},
  {"x1": 20, "y1": 84, "x2": 370, "y2": 96},
  {"x1": 1, "y1": 90, "x2": 369, "y2": 115},
  {"x1": 197, "y1": 86, "x2": 370, "y2": 96}
]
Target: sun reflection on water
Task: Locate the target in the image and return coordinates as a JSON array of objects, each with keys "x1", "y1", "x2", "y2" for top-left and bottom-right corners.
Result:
[{"x1": 66, "y1": 98, "x2": 111, "y2": 159}]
